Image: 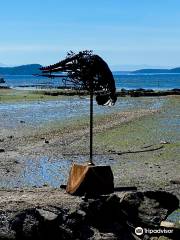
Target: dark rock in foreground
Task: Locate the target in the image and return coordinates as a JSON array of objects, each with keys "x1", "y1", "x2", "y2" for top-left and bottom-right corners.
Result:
[
  {"x1": 120, "y1": 191, "x2": 179, "y2": 227},
  {"x1": 0, "y1": 191, "x2": 179, "y2": 240}
]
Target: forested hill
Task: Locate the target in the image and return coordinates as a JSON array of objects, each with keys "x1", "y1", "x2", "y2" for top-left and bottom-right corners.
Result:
[
  {"x1": 1, "y1": 64, "x2": 180, "y2": 75},
  {"x1": 0, "y1": 64, "x2": 42, "y2": 75},
  {"x1": 132, "y1": 67, "x2": 180, "y2": 74}
]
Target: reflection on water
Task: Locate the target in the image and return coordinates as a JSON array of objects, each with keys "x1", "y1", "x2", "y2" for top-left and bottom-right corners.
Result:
[{"x1": 1, "y1": 155, "x2": 116, "y2": 188}]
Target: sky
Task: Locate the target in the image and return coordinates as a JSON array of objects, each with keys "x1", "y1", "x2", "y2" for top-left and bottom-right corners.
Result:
[{"x1": 0, "y1": 0, "x2": 180, "y2": 70}]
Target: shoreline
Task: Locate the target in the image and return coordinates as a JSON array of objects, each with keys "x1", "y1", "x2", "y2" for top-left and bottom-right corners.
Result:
[{"x1": 0, "y1": 88, "x2": 180, "y2": 103}]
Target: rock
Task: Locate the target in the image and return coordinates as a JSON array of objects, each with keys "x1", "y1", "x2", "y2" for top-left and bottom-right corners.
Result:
[
  {"x1": 120, "y1": 191, "x2": 179, "y2": 227},
  {"x1": 0, "y1": 191, "x2": 179, "y2": 239},
  {"x1": 76, "y1": 210, "x2": 86, "y2": 218},
  {"x1": 170, "y1": 179, "x2": 180, "y2": 185},
  {"x1": 59, "y1": 225, "x2": 74, "y2": 238},
  {"x1": 79, "y1": 194, "x2": 127, "y2": 237},
  {"x1": 42, "y1": 183, "x2": 49, "y2": 187},
  {"x1": 160, "y1": 221, "x2": 175, "y2": 228},
  {"x1": 10, "y1": 209, "x2": 40, "y2": 239},
  {"x1": 10, "y1": 208, "x2": 65, "y2": 240},
  {"x1": 158, "y1": 237, "x2": 174, "y2": 240},
  {"x1": 0, "y1": 213, "x2": 15, "y2": 239},
  {"x1": 98, "y1": 232, "x2": 118, "y2": 239},
  {"x1": 60, "y1": 184, "x2": 66, "y2": 189},
  {"x1": 45, "y1": 139, "x2": 49, "y2": 144},
  {"x1": 160, "y1": 141, "x2": 170, "y2": 144},
  {"x1": 7, "y1": 135, "x2": 14, "y2": 139},
  {"x1": 36, "y1": 209, "x2": 58, "y2": 221}
]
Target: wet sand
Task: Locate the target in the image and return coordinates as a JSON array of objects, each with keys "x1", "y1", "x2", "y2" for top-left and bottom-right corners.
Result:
[{"x1": 0, "y1": 95, "x2": 179, "y2": 200}]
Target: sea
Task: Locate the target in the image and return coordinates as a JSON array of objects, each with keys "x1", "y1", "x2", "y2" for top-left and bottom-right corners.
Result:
[{"x1": 1, "y1": 73, "x2": 180, "y2": 90}]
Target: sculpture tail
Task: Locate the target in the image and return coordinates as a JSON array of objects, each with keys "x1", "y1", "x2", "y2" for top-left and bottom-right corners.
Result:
[{"x1": 96, "y1": 92, "x2": 117, "y2": 106}]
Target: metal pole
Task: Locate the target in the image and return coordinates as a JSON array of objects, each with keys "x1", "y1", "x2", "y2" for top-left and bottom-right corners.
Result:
[{"x1": 89, "y1": 82, "x2": 94, "y2": 165}]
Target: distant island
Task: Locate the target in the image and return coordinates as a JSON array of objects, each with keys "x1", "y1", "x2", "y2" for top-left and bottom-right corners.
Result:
[
  {"x1": 113, "y1": 67, "x2": 180, "y2": 74},
  {"x1": 0, "y1": 64, "x2": 180, "y2": 75},
  {"x1": 132, "y1": 67, "x2": 180, "y2": 74},
  {"x1": 0, "y1": 64, "x2": 42, "y2": 75}
]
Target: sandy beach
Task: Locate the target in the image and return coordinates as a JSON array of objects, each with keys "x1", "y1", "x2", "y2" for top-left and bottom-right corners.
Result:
[{"x1": 0, "y1": 90, "x2": 179, "y2": 199}]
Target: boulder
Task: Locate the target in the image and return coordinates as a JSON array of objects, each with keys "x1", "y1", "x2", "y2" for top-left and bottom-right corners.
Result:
[
  {"x1": 120, "y1": 191, "x2": 179, "y2": 227},
  {"x1": 0, "y1": 191, "x2": 179, "y2": 239},
  {"x1": 10, "y1": 209, "x2": 40, "y2": 239}
]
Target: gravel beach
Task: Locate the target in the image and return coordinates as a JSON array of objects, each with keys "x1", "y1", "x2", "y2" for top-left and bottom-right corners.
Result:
[{"x1": 0, "y1": 94, "x2": 179, "y2": 197}]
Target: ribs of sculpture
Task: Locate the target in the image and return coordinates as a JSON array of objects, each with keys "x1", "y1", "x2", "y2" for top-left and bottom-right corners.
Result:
[{"x1": 40, "y1": 50, "x2": 117, "y2": 195}]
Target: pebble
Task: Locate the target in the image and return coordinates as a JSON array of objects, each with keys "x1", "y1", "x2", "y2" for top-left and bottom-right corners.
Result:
[
  {"x1": 160, "y1": 140, "x2": 170, "y2": 144},
  {"x1": 170, "y1": 179, "x2": 180, "y2": 185},
  {"x1": 60, "y1": 184, "x2": 66, "y2": 189},
  {"x1": 36, "y1": 208, "x2": 58, "y2": 221},
  {"x1": 7, "y1": 135, "x2": 14, "y2": 139},
  {"x1": 160, "y1": 220, "x2": 175, "y2": 228}
]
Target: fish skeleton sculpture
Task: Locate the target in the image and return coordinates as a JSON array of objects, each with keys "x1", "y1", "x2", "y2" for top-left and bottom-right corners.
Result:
[{"x1": 40, "y1": 50, "x2": 117, "y2": 106}]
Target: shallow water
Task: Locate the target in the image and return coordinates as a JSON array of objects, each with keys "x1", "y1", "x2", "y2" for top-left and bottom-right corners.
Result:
[
  {"x1": 1, "y1": 155, "x2": 116, "y2": 188},
  {"x1": 0, "y1": 97, "x2": 164, "y2": 129}
]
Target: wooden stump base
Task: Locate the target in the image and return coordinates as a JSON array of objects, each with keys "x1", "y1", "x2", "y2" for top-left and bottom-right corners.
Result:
[{"x1": 66, "y1": 163, "x2": 114, "y2": 195}]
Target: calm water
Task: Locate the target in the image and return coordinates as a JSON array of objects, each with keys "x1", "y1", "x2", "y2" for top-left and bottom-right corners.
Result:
[{"x1": 1, "y1": 73, "x2": 180, "y2": 90}]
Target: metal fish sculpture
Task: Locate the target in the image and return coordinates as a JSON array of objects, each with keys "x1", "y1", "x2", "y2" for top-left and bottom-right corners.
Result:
[{"x1": 40, "y1": 50, "x2": 117, "y2": 106}]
